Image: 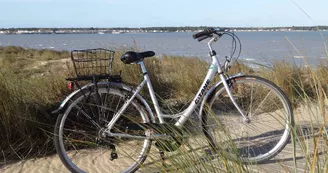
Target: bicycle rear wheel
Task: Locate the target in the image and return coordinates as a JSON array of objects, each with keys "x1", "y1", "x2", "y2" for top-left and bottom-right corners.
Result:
[
  {"x1": 54, "y1": 87, "x2": 151, "y2": 173},
  {"x1": 202, "y1": 75, "x2": 293, "y2": 163}
]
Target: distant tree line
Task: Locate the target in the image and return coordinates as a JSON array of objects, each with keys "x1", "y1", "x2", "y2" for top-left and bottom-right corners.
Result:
[{"x1": 1, "y1": 26, "x2": 328, "y2": 33}]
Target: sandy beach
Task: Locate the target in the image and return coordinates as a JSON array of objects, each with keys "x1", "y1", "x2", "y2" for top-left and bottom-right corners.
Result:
[{"x1": 1, "y1": 103, "x2": 327, "y2": 173}]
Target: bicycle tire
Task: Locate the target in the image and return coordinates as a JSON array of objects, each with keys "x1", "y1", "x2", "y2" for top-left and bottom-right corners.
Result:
[
  {"x1": 54, "y1": 87, "x2": 151, "y2": 173},
  {"x1": 202, "y1": 75, "x2": 294, "y2": 163}
]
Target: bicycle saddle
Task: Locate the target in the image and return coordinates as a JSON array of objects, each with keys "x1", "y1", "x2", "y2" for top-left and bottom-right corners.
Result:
[{"x1": 120, "y1": 51, "x2": 155, "y2": 64}]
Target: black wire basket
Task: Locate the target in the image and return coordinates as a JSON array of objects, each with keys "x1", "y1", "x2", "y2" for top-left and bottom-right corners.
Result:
[{"x1": 69, "y1": 48, "x2": 121, "y2": 82}]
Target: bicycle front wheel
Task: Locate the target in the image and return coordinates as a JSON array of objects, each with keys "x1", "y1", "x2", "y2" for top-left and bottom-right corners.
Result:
[
  {"x1": 54, "y1": 87, "x2": 151, "y2": 173},
  {"x1": 202, "y1": 75, "x2": 293, "y2": 163}
]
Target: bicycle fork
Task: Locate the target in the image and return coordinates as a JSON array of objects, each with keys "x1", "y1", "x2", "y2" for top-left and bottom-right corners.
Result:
[
  {"x1": 209, "y1": 36, "x2": 249, "y2": 123},
  {"x1": 219, "y1": 73, "x2": 250, "y2": 123}
]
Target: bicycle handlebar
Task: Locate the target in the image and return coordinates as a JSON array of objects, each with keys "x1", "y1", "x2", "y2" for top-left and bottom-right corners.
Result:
[
  {"x1": 192, "y1": 28, "x2": 242, "y2": 69},
  {"x1": 192, "y1": 28, "x2": 215, "y2": 39},
  {"x1": 192, "y1": 28, "x2": 225, "y2": 42}
]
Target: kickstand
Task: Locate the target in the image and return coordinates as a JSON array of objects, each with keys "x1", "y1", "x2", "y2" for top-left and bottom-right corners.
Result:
[{"x1": 159, "y1": 150, "x2": 167, "y2": 167}]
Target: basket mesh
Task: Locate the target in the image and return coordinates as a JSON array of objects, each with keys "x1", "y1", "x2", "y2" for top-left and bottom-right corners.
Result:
[{"x1": 71, "y1": 48, "x2": 115, "y2": 77}]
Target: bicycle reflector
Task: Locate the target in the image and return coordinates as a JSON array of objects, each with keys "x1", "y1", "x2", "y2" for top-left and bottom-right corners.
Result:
[{"x1": 68, "y1": 82, "x2": 74, "y2": 90}]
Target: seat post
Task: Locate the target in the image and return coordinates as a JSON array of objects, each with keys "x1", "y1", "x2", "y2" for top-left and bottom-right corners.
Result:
[
  {"x1": 137, "y1": 61, "x2": 148, "y2": 75},
  {"x1": 137, "y1": 60, "x2": 164, "y2": 123}
]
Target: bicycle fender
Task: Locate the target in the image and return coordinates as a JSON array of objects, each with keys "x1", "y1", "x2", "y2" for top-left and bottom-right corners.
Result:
[
  {"x1": 198, "y1": 73, "x2": 245, "y2": 122},
  {"x1": 52, "y1": 82, "x2": 156, "y2": 123}
]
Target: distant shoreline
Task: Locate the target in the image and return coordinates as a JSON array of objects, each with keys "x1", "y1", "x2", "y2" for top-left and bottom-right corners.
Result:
[{"x1": 1, "y1": 26, "x2": 328, "y2": 35}]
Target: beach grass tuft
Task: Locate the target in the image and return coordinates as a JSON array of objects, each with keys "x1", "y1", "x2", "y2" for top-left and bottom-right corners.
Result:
[{"x1": 0, "y1": 46, "x2": 328, "y2": 172}]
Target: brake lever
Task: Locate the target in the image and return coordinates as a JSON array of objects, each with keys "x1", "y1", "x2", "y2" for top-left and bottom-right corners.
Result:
[
  {"x1": 224, "y1": 56, "x2": 231, "y2": 72},
  {"x1": 214, "y1": 32, "x2": 223, "y2": 37}
]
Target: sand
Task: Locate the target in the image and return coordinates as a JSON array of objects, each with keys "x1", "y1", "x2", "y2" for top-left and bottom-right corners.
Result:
[
  {"x1": 1, "y1": 155, "x2": 69, "y2": 173},
  {"x1": 1, "y1": 103, "x2": 327, "y2": 173}
]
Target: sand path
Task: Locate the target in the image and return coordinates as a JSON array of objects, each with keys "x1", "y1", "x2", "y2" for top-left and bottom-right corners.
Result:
[{"x1": 1, "y1": 103, "x2": 327, "y2": 172}]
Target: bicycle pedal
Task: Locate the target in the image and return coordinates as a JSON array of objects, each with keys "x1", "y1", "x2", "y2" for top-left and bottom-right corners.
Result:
[
  {"x1": 159, "y1": 150, "x2": 166, "y2": 160},
  {"x1": 109, "y1": 144, "x2": 118, "y2": 161},
  {"x1": 159, "y1": 151, "x2": 174, "y2": 169},
  {"x1": 110, "y1": 152, "x2": 118, "y2": 161},
  {"x1": 203, "y1": 148, "x2": 215, "y2": 161}
]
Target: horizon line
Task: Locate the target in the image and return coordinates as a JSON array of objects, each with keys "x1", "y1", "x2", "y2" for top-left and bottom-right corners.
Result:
[{"x1": 1, "y1": 25, "x2": 328, "y2": 29}]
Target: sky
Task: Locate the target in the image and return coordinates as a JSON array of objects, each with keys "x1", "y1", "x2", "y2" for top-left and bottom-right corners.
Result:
[{"x1": 0, "y1": 0, "x2": 327, "y2": 28}]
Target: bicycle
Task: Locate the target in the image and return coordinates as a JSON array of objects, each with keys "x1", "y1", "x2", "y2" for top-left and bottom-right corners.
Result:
[{"x1": 53, "y1": 28, "x2": 294, "y2": 173}]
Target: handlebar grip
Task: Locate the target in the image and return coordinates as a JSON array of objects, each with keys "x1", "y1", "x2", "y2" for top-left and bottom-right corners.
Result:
[
  {"x1": 192, "y1": 28, "x2": 215, "y2": 39},
  {"x1": 197, "y1": 35, "x2": 209, "y2": 42}
]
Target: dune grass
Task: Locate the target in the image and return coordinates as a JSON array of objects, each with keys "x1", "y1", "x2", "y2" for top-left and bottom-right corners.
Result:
[
  {"x1": 0, "y1": 72, "x2": 67, "y2": 161},
  {"x1": 0, "y1": 46, "x2": 327, "y2": 172}
]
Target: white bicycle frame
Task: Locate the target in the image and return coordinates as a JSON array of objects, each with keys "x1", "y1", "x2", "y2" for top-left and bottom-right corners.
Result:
[{"x1": 105, "y1": 34, "x2": 248, "y2": 135}]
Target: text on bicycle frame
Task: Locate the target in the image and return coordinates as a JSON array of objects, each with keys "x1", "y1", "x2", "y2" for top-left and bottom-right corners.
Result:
[{"x1": 195, "y1": 79, "x2": 211, "y2": 104}]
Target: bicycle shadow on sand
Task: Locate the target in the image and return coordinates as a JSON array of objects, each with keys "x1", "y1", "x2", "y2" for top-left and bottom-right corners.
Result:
[{"x1": 257, "y1": 124, "x2": 328, "y2": 164}]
